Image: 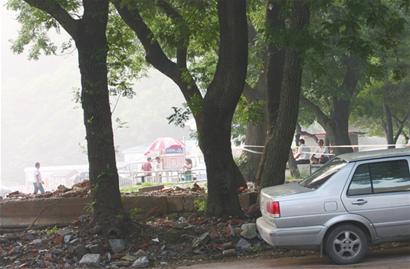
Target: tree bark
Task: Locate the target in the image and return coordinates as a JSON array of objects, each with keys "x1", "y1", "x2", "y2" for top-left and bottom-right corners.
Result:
[
  {"x1": 241, "y1": 80, "x2": 268, "y2": 182},
  {"x1": 330, "y1": 98, "x2": 353, "y2": 153},
  {"x1": 288, "y1": 151, "x2": 300, "y2": 178},
  {"x1": 255, "y1": 0, "x2": 285, "y2": 187},
  {"x1": 300, "y1": 55, "x2": 362, "y2": 155},
  {"x1": 75, "y1": 1, "x2": 126, "y2": 234},
  {"x1": 382, "y1": 104, "x2": 395, "y2": 148},
  {"x1": 258, "y1": 0, "x2": 309, "y2": 188},
  {"x1": 114, "y1": 0, "x2": 248, "y2": 216},
  {"x1": 24, "y1": 0, "x2": 126, "y2": 235},
  {"x1": 197, "y1": 115, "x2": 244, "y2": 216}
]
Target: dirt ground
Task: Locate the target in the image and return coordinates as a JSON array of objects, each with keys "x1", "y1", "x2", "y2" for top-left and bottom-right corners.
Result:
[{"x1": 177, "y1": 245, "x2": 410, "y2": 269}]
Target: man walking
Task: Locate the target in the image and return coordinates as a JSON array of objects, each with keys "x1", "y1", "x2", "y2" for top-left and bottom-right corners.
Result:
[
  {"x1": 33, "y1": 162, "x2": 45, "y2": 194},
  {"x1": 141, "y1": 157, "x2": 152, "y2": 183}
]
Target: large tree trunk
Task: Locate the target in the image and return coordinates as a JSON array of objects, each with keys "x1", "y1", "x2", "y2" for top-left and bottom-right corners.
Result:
[
  {"x1": 330, "y1": 98, "x2": 353, "y2": 153},
  {"x1": 114, "y1": 0, "x2": 248, "y2": 216},
  {"x1": 197, "y1": 115, "x2": 245, "y2": 217},
  {"x1": 198, "y1": 0, "x2": 248, "y2": 217},
  {"x1": 75, "y1": 1, "x2": 125, "y2": 234},
  {"x1": 258, "y1": 0, "x2": 309, "y2": 188}
]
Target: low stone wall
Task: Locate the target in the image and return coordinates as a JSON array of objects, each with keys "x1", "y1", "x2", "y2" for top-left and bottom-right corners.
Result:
[{"x1": 0, "y1": 192, "x2": 257, "y2": 228}]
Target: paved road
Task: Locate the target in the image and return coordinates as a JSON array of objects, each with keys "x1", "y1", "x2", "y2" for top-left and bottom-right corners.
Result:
[{"x1": 178, "y1": 246, "x2": 410, "y2": 269}]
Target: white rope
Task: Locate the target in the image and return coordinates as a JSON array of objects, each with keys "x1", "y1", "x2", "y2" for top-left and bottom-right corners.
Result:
[
  {"x1": 239, "y1": 147, "x2": 264, "y2": 155},
  {"x1": 236, "y1": 143, "x2": 409, "y2": 156}
]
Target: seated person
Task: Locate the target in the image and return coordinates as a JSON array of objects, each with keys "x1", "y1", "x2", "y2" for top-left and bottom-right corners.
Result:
[
  {"x1": 310, "y1": 139, "x2": 330, "y2": 164},
  {"x1": 294, "y1": 138, "x2": 310, "y2": 164}
]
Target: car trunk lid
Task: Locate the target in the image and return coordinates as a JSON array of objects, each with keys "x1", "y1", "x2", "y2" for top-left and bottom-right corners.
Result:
[{"x1": 260, "y1": 183, "x2": 312, "y2": 220}]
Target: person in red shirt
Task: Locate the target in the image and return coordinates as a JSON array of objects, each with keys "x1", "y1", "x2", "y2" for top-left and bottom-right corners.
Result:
[{"x1": 141, "y1": 157, "x2": 152, "y2": 183}]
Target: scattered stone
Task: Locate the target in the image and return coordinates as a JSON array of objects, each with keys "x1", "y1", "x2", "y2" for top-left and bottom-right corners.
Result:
[
  {"x1": 132, "y1": 256, "x2": 149, "y2": 268},
  {"x1": 240, "y1": 223, "x2": 257, "y2": 240},
  {"x1": 108, "y1": 239, "x2": 126, "y2": 253},
  {"x1": 122, "y1": 254, "x2": 137, "y2": 261},
  {"x1": 192, "y1": 232, "x2": 210, "y2": 248},
  {"x1": 222, "y1": 249, "x2": 236, "y2": 257},
  {"x1": 221, "y1": 242, "x2": 233, "y2": 250},
  {"x1": 64, "y1": 234, "x2": 72, "y2": 243},
  {"x1": 86, "y1": 243, "x2": 103, "y2": 254},
  {"x1": 57, "y1": 228, "x2": 72, "y2": 237},
  {"x1": 79, "y1": 253, "x2": 100, "y2": 266},
  {"x1": 226, "y1": 224, "x2": 235, "y2": 238},
  {"x1": 236, "y1": 238, "x2": 251, "y2": 251},
  {"x1": 134, "y1": 249, "x2": 147, "y2": 258},
  {"x1": 74, "y1": 245, "x2": 88, "y2": 258},
  {"x1": 31, "y1": 239, "x2": 42, "y2": 245},
  {"x1": 69, "y1": 238, "x2": 79, "y2": 244},
  {"x1": 52, "y1": 234, "x2": 64, "y2": 245}
]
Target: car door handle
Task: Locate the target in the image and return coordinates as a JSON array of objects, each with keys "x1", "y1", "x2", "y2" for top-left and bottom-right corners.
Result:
[{"x1": 351, "y1": 199, "x2": 368, "y2": 205}]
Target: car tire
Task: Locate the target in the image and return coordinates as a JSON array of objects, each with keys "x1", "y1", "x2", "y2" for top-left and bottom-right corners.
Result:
[{"x1": 325, "y1": 224, "x2": 368, "y2": 265}]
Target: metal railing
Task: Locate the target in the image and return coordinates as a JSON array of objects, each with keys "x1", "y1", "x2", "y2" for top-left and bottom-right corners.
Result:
[{"x1": 118, "y1": 168, "x2": 207, "y2": 187}]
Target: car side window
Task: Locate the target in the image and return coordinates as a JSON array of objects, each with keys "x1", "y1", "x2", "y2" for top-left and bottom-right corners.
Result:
[
  {"x1": 369, "y1": 160, "x2": 410, "y2": 193},
  {"x1": 348, "y1": 159, "x2": 410, "y2": 196},
  {"x1": 348, "y1": 164, "x2": 372, "y2": 196}
]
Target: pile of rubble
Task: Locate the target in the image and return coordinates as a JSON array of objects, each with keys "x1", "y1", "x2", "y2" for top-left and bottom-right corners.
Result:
[
  {"x1": 0, "y1": 213, "x2": 289, "y2": 268},
  {"x1": 140, "y1": 183, "x2": 206, "y2": 196},
  {"x1": 2, "y1": 181, "x2": 91, "y2": 201}
]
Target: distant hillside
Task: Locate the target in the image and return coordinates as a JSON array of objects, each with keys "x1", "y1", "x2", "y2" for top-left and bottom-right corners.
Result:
[{"x1": 1, "y1": 60, "x2": 190, "y2": 186}]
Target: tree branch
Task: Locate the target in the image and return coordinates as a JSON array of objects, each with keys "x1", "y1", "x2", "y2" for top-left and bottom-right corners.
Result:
[
  {"x1": 206, "y1": 0, "x2": 248, "y2": 111},
  {"x1": 300, "y1": 95, "x2": 332, "y2": 128},
  {"x1": 393, "y1": 112, "x2": 410, "y2": 143},
  {"x1": 156, "y1": 0, "x2": 188, "y2": 68},
  {"x1": 23, "y1": 0, "x2": 79, "y2": 40},
  {"x1": 300, "y1": 130, "x2": 319, "y2": 143},
  {"x1": 112, "y1": 0, "x2": 201, "y2": 102}
]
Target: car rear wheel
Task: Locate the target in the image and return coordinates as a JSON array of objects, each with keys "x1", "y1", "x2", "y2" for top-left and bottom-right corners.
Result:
[{"x1": 325, "y1": 224, "x2": 368, "y2": 264}]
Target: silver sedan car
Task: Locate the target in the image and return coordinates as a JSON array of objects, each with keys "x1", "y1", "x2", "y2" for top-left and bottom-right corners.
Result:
[{"x1": 257, "y1": 148, "x2": 410, "y2": 264}]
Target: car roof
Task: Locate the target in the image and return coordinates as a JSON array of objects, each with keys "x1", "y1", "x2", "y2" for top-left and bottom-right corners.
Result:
[{"x1": 338, "y1": 148, "x2": 410, "y2": 162}]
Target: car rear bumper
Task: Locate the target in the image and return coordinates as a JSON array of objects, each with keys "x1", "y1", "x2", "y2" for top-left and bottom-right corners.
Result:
[{"x1": 256, "y1": 217, "x2": 324, "y2": 247}]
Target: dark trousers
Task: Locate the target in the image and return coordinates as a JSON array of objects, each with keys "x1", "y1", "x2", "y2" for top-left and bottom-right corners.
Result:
[{"x1": 296, "y1": 159, "x2": 310, "y2": 164}]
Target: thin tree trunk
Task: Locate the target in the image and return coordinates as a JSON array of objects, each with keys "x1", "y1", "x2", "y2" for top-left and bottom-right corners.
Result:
[
  {"x1": 383, "y1": 104, "x2": 395, "y2": 148},
  {"x1": 242, "y1": 119, "x2": 267, "y2": 181},
  {"x1": 259, "y1": 0, "x2": 309, "y2": 188},
  {"x1": 288, "y1": 151, "x2": 300, "y2": 178},
  {"x1": 76, "y1": 1, "x2": 125, "y2": 234},
  {"x1": 241, "y1": 81, "x2": 268, "y2": 182}
]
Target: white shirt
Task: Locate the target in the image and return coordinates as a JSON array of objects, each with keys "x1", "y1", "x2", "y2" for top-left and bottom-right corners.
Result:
[
  {"x1": 296, "y1": 144, "x2": 311, "y2": 160},
  {"x1": 33, "y1": 168, "x2": 42, "y2": 183},
  {"x1": 312, "y1": 146, "x2": 328, "y2": 158}
]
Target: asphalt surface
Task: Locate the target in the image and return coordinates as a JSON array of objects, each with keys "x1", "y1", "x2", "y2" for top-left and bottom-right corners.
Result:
[{"x1": 178, "y1": 246, "x2": 410, "y2": 269}]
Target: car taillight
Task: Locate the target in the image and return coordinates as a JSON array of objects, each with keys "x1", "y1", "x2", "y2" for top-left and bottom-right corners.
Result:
[{"x1": 266, "y1": 201, "x2": 280, "y2": 217}]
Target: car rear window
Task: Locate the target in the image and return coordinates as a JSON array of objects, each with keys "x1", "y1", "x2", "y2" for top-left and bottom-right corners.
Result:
[
  {"x1": 348, "y1": 159, "x2": 410, "y2": 195},
  {"x1": 299, "y1": 158, "x2": 347, "y2": 189}
]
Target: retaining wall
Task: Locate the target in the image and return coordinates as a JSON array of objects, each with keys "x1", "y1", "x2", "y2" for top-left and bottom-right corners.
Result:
[{"x1": 0, "y1": 192, "x2": 257, "y2": 228}]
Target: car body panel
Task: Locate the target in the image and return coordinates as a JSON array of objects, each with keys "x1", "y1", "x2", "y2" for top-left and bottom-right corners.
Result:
[{"x1": 341, "y1": 156, "x2": 410, "y2": 241}]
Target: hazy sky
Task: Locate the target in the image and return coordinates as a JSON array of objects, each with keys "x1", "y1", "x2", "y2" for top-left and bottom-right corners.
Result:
[{"x1": 1, "y1": 5, "x2": 190, "y2": 187}]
